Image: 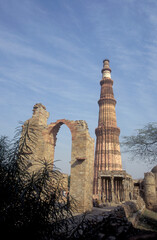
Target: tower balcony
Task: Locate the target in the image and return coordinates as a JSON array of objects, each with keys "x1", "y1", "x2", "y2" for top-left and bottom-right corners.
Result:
[
  {"x1": 98, "y1": 97, "x2": 116, "y2": 106},
  {"x1": 100, "y1": 78, "x2": 113, "y2": 86},
  {"x1": 95, "y1": 126, "x2": 120, "y2": 136}
]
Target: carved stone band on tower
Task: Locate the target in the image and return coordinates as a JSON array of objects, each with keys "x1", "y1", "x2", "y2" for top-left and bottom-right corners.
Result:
[{"x1": 93, "y1": 60, "x2": 133, "y2": 203}]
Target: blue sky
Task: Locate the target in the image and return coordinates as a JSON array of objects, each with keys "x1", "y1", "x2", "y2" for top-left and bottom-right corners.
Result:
[{"x1": 0, "y1": 0, "x2": 157, "y2": 178}]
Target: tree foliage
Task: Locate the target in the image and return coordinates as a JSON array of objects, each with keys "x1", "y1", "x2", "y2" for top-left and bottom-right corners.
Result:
[
  {"x1": 122, "y1": 123, "x2": 157, "y2": 164},
  {"x1": 0, "y1": 123, "x2": 75, "y2": 240}
]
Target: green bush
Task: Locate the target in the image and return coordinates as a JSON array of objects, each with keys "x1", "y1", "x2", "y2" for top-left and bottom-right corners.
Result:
[{"x1": 0, "y1": 125, "x2": 75, "y2": 240}]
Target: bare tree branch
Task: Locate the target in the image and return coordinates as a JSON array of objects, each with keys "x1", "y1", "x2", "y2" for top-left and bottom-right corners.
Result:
[{"x1": 121, "y1": 122, "x2": 157, "y2": 164}]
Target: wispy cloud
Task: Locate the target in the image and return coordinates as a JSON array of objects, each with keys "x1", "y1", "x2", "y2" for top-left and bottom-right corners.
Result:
[{"x1": 0, "y1": 35, "x2": 76, "y2": 72}]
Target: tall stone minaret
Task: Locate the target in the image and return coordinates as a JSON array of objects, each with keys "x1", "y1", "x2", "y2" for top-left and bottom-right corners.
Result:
[{"x1": 93, "y1": 59, "x2": 122, "y2": 196}]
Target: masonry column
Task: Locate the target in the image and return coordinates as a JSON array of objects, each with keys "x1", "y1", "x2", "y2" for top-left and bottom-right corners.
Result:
[
  {"x1": 98, "y1": 177, "x2": 102, "y2": 201},
  {"x1": 111, "y1": 177, "x2": 115, "y2": 202}
]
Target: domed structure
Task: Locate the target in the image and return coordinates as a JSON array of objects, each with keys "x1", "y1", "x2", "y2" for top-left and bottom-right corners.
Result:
[{"x1": 151, "y1": 165, "x2": 157, "y2": 174}]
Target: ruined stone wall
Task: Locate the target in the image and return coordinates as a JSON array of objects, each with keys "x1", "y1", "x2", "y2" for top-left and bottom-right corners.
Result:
[
  {"x1": 21, "y1": 104, "x2": 95, "y2": 213},
  {"x1": 131, "y1": 167, "x2": 157, "y2": 212},
  {"x1": 44, "y1": 119, "x2": 95, "y2": 212},
  {"x1": 69, "y1": 120, "x2": 95, "y2": 212},
  {"x1": 154, "y1": 173, "x2": 157, "y2": 189},
  {"x1": 20, "y1": 103, "x2": 51, "y2": 172},
  {"x1": 144, "y1": 172, "x2": 157, "y2": 211}
]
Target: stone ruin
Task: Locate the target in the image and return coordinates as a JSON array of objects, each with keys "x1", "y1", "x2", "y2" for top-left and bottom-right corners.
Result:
[
  {"x1": 21, "y1": 103, "x2": 94, "y2": 213},
  {"x1": 22, "y1": 102, "x2": 157, "y2": 214},
  {"x1": 144, "y1": 166, "x2": 157, "y2": 211},
  {"x1": 20, "y1": 60, "x2": 157, "y2": 214},
  {"x1": 133, "y1": 166, "x2": 157, "y2": 212}
]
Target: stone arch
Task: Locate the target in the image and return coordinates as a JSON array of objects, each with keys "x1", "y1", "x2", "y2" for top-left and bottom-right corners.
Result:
[
  {"x1": 44, "y1": 119, "x2": 95, "y2": 212},
  {"x1": 22, "y1": 104, "x2": 95, "y2": 213},
  {"x1": 48, "y1": 119, "x2": 77, "y2": 143}
]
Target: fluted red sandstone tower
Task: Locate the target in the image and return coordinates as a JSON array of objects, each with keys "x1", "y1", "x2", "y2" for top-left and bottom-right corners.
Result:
[
  {"x1": 93, "y1": 60, "x2": 131, "y2": 202},
  {"x1": 95, "y1": 60, "x2": 122, "y2": 171}
]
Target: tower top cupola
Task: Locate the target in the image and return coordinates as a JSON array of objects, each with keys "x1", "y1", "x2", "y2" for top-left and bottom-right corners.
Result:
[{"x1": 101, "y1": 59, "x2": 111, "y2": 79}]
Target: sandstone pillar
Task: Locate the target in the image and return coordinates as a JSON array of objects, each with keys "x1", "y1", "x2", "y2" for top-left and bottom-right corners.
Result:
[
  {"x1": 111, "y1": 177, "x2": 115, "y2": 202},
  {"x1": 98, "y1": 177, "x2": 101, "y2": 201}
]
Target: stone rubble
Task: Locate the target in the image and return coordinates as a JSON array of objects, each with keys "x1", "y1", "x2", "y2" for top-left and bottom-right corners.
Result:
[{"x1": 73, "y1": 206, "x2": 157, "y2": 240}]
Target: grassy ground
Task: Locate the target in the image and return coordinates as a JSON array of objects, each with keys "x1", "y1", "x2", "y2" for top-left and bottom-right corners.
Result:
[{"x1": 137, "y1": 209, "x2": 157, "y2": 232}]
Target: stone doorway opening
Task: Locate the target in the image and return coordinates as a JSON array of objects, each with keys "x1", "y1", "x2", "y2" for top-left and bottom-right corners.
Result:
[
  {"x1": 54, "y1": 124, "x2": 71, "y2": 191},
  {"x1": 114, "y1": 177, "x2": 123, "y2": 202}
]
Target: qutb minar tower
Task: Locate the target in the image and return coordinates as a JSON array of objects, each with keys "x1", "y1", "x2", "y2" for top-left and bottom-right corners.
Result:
[
  {"x1": 94, "y1": 59, "x2": 122, "y2": 172},
  {"x1": 93, "y1": 59, "x2": 132, "y2": 203}
]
